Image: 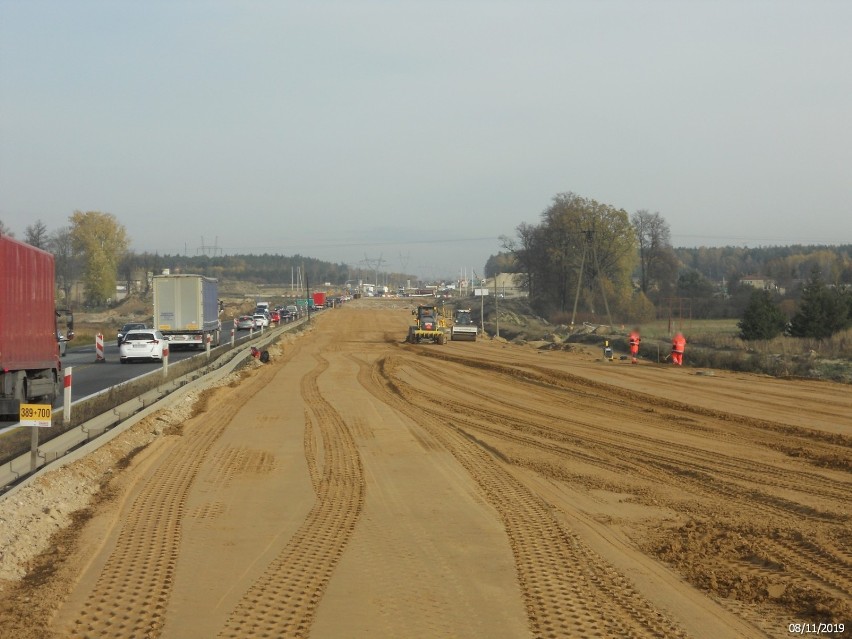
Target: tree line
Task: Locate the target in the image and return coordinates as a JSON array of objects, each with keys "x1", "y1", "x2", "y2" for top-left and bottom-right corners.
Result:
[
  {"x1": 0, "y1": 212, "x2": 411, "y2": 306},
  {"x1": 5, "y1": 201, "x2": 851, "y2": 340},
  {"x1": 492, "y1": 192, "x2": 852, "y2": 340}
]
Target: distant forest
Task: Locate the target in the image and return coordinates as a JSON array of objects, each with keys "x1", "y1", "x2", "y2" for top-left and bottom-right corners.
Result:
[
  {"x1": 122, "y1": 252, "x2": 419, "y2": 290},
  {"x1": 671, "y1": 244, "x2": 852, "y2": 289},
  {"x1": 488, "y1": 244, "x2": 852, "y2": 289},
  {"x1": 137, "y1": 243, "x2": 852, "y2": 296}
]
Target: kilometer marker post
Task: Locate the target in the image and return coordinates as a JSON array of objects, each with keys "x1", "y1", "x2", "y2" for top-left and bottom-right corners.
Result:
[
  {"x1": 63, "y1": 367, "x2": 72, "y2": 424},
  {"x1": 21, "y1": 403, "x2": 52, "y2": 472}
]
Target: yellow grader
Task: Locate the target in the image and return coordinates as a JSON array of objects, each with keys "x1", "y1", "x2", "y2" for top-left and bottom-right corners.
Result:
[{"x1": 406, "y1": 304, "x2": 447, "y2": 344}]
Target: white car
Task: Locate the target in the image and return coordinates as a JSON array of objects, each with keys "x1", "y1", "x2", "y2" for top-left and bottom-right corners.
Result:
[
  {"x1": 252, "y1": 313, "x2": 270, "y2": 328},
  {"x1": 119, "y1": 329, "x2": 168, "y2": 363}
]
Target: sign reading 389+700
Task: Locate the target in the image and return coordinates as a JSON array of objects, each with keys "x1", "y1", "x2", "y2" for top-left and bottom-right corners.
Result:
[{"x1": 19, "y1": 404, "x2": 52, "y2": 428}]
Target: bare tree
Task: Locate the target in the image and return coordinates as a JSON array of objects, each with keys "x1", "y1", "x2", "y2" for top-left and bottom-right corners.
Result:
[
  {"x1": 49, "y1": 226, "x2": 78, "y2": 304},
  {"x1": 0, "y1": 219, "x2": 14, "y2": 237},
  {"x1": 631, "y1": 210, "x2": 678, "y2": 295},
  {"x1": 25, "y1": 219, "x2": 50, "y2": 248}
]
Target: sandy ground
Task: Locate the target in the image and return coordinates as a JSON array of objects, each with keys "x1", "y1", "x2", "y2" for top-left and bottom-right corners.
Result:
[{"x1": 0, "y1": 300, "x2": 850, "y2": 639}]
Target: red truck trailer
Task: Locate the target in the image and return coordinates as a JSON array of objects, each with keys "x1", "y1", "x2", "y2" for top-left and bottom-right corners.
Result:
[
  {"x1": 311, "y1": 291, "x2": 327, "y2": 309},
  {"x1": 0, "y1": 235, "x2": 70, "y2": 419}
]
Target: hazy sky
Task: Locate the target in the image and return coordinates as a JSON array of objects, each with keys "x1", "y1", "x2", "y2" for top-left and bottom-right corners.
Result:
[{"x1": 2, "y1": 1, "x2": 850, "y2": 280}]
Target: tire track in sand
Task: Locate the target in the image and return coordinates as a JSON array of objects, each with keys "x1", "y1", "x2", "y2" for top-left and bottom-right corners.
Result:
[
  {"x1": 399, "y1": 354, "x2": 850, "y2": 524},
  {"x1": 217, "y1": 354, "x2": 365, "y2": 639},
  {"x1": 56, "y1": 364, "x2": 280, "y2": 639},
  {"x1": 365, "y1": 355, "x2": 690, "y2": 639}
]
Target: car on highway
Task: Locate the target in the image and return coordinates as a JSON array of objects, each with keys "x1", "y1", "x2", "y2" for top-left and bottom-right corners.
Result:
[
  {"x1": 269, "y1": 310, "x2": 281, "y2": 323},
  {"x1": 252, "y1": 313, "x2": 269, "y2": 328},
  {"x1": 117, "y1": 322, "x2": 147, "y2": 346},
  {"x1": 235, "y1": 315, "x2": 255, "y2": 330},
  {"x1": 119, "y1": 329, "x2": 167, "y2": 363}
]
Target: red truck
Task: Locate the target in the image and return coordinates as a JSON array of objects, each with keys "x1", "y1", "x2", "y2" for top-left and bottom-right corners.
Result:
[
  {"x1": 0, "y1": 235, "x2": 73, "y2": 419},
  {"x1": 312, "y1": 291, "x2": 327, "y2": 309}
]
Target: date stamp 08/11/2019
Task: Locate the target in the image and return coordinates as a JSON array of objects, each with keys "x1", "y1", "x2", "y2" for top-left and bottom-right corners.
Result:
[{"x1": 788, "y1": 622, "x2": 845, "y2": 635}]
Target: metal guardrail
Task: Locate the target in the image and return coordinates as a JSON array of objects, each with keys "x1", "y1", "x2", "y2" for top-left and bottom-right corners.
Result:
[{"x1": 0, "y1": 319, "x2": 302, "y2": 495}]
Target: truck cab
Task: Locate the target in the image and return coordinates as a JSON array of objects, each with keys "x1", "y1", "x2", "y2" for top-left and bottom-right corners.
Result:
[{"x1": 56, "y1": 308, "x2": 75, "y2": 356}]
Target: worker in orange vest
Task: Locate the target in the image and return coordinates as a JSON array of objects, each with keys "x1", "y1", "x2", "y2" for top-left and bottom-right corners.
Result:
[
  {"x1": 671, "y1": 332, "x2": 686, "y2": 365},
  {"x1": 628, "y1": 330, "x2": 641, "y2": 364}
]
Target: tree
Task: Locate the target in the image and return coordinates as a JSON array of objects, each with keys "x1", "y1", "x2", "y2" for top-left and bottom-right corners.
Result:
[
  {"x1": 120, "y1": 251, "x2": 164, "y2": 295},
  {"x1": 25, "y1": 219, "x2": 49, "y2": 248},
  {"x1": 69, "y1": 210, "x2": 129, "y2": 305},
  {"x1": 676, "y1": 269, "x2": 717, "y2": 298},
  {"x1": 0, "y1": 219, "x2": 14, "y2": 237},
  {"x1": 49, "y1": 226, "x2": 78, "y2": 304},
  {"x1": 738, "y1": 290, "x2": 786, "y2": 340},
  {"x1": 789, "y1": 269, "x2": 850, "y2": 339},
  {"x1": 631, "y1": 210, "x2": 679, "y2": 295},
  {"x1": 502, "y1": 223, "x2": 549, "y2": 301},
  {"x1": 509, "y1": 192, "x2": 636, "y2": 319},
  {"x1": 484, "y1": 251, "x2": 518, "y2": 278},
  {"x1": 625, "y1": 291, "x2": 656, "y2": 323}
]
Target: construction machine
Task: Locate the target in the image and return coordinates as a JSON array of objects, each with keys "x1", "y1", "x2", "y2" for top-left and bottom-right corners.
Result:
[
  {"x1": 450, "y1": 308, "x2": 478, "y2": 341},
  {"x1": 407, "y1": 305, "x2": 447, "y2": 344}
]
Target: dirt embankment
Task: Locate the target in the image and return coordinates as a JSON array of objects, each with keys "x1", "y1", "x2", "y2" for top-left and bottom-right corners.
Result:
[{"x1": 0, "y1": 300, "x2": 849, "y2": 639}]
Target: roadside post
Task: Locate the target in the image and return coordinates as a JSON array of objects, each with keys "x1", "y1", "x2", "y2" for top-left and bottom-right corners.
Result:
[
  {"x1": 475, "y1": 283, "x2": 489, "y2": 337},
  {"x1": 205, "y1": 334, "x2": 211, "y2": 359},
  {"x1": 63, "y1": 367, "x2": 72, "y2": 424},
  {"x1": 162, "y1": 344, "x2": 169, "y2": 377},
  {"x1": 95, "y1": 333, "x2": 105, "y2": 362},
  {"x1": 231, "y1": 327, "x2": 235, "y2": 347},
  {"x1": 21, "y1": 403, "x2": 51, "y2": 471}
]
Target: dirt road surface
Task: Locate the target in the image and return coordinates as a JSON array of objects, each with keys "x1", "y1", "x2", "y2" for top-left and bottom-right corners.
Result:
[{"x1": 1, "y1": 301, "x2": 850, "y2": 638}]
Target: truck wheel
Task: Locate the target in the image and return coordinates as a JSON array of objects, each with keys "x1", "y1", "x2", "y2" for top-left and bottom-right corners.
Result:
[
  {"x1": 438, "y1": 334, "x2": 445, "y2": 345},
  {"x1": 11, "y1": 372, "x2": 27, "y2": 403},
  {"x1": 47, "y1": 373, "x2": 59, "y2": 408}
]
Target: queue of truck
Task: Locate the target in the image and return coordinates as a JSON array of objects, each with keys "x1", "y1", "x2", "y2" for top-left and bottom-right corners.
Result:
[{"x1": 0, "y1": 240, "x2": 363, "y2": 422}]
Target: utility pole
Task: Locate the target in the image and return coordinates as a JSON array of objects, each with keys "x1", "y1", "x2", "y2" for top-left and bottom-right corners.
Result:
[
  {"x1": 493, "y1": 274, "x2": 499, "y2": 339},
  {"x1": 306, "y1": 271, "x2": 311, "y2": 322},
  {"x1": 472, "y1": 270, "x2": 486, "y2": 336},
  {"x1": 480, "y1": 290, "x2": 485, "y2": 336}
]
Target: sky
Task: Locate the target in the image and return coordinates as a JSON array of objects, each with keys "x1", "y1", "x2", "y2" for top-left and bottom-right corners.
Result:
[{"x1": 1, "y1": 1, "x2": 850, "y2": 281}]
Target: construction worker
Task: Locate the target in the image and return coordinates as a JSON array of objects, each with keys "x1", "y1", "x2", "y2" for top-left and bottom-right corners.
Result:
[
  {"x1": 628, "y1": 329, "x2": 641, "y2": 364},
  {"x1": 671, "y1": 332, "x2": 686, "y2": 365}
]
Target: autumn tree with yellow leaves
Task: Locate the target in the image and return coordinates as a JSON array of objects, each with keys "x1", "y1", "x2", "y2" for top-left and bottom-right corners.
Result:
[{"x1": 69, "y1": 210, "x2": 129, "y2": 305}]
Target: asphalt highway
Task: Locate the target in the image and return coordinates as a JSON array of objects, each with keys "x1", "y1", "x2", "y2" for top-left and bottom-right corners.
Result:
[{"x1": 59, "y1": 328, "x2": 260, "y2": 403}]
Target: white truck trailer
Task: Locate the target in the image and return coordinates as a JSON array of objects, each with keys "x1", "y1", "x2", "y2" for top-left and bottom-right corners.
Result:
[{"x1": 153, "y1": 274, "x2": 221, "y2": 350}]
